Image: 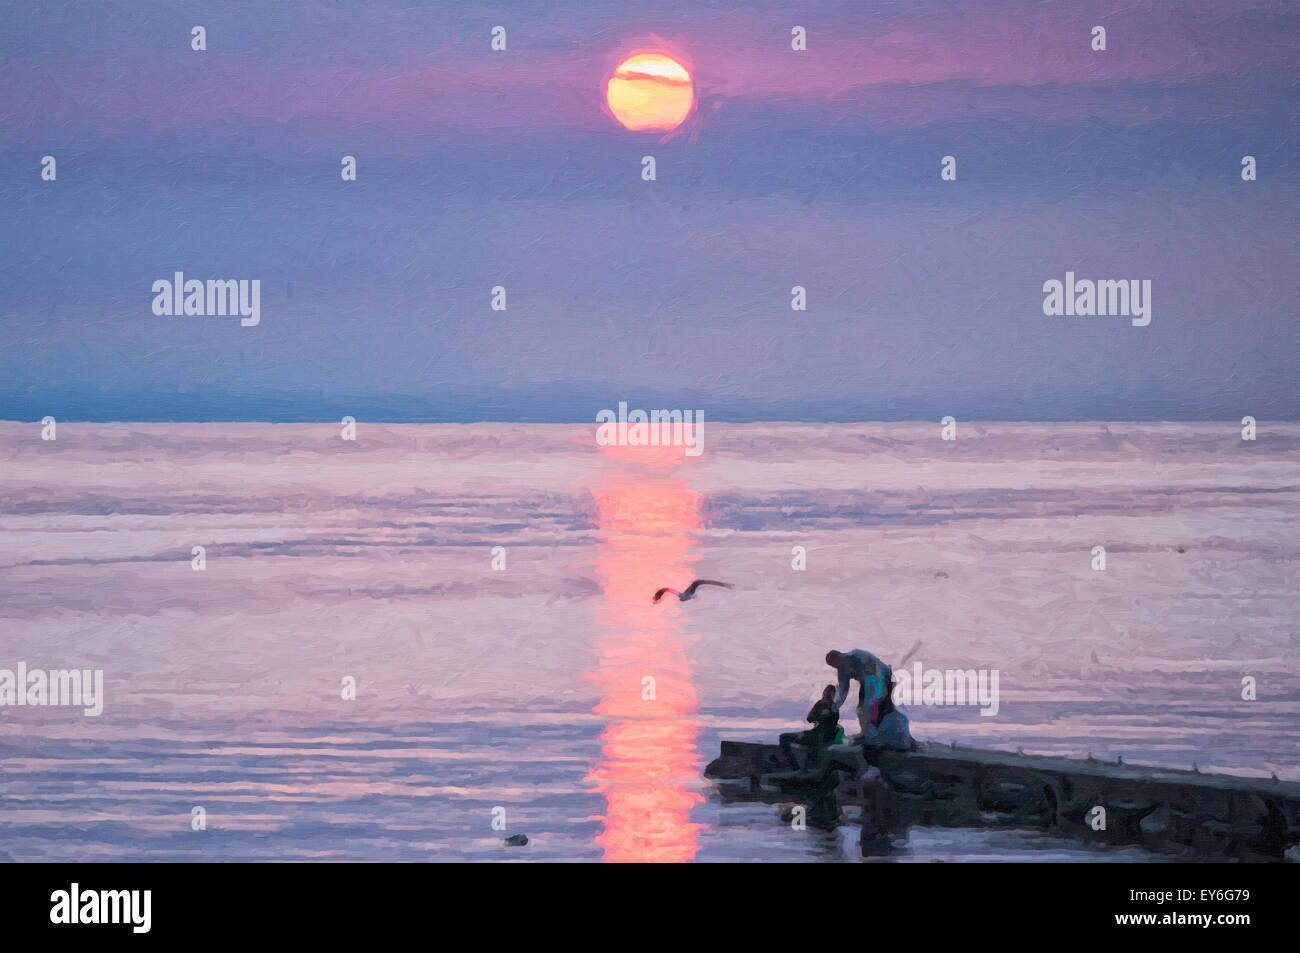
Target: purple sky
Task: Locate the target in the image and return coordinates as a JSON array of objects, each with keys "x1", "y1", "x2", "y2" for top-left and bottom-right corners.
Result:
[{"x1": 2, "y1": 0, "x2": 1298, "y2": 420}]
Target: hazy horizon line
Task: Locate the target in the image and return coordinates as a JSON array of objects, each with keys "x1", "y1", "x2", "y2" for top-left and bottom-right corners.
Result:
[
  {"x1": 4, "y1": 417, "x2": 1296, "y2": 426},
  {"x1": 4, "y1": 387, "x2": 1297, "y2": 425}
]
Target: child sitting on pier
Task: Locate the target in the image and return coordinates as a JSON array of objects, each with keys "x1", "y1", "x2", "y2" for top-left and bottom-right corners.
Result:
[{"x1": 780, "y1": 685, "x2": 841, "y2": 770}]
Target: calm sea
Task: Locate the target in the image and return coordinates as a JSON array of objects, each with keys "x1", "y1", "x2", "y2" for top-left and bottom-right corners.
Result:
[{"x1": 1, "y1": 421, "x2": 1296, "y2": 861}]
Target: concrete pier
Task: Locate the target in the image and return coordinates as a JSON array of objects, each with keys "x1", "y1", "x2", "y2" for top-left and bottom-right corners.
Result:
[{"x1": 705, "y1": 740, "x2": 1300, "y2": 859}]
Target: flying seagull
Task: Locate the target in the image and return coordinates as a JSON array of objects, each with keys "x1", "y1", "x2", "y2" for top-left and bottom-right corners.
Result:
[{"x1": 653, "y1": 580, "x2": 732, "y2": 603}]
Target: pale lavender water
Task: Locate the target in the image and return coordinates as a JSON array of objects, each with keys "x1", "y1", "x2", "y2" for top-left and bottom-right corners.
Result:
[{"x1": 1, "y1": 422, "x2": 1297, "y2": 861}]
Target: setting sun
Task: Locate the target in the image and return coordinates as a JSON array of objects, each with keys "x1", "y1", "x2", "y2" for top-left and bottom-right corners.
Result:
[{"x1": 605, "y1": 52, "x2": 695, "y2": 132}]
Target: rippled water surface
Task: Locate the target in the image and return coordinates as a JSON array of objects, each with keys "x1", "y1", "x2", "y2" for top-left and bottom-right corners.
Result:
[{"x1": 1, "y1": 422, "x2": 1296, "y2": 861}]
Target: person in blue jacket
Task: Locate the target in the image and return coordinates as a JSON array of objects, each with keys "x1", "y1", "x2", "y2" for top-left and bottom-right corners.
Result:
[{"x1": 825, "y1": 648, "x2": 914, "y2": 749}]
